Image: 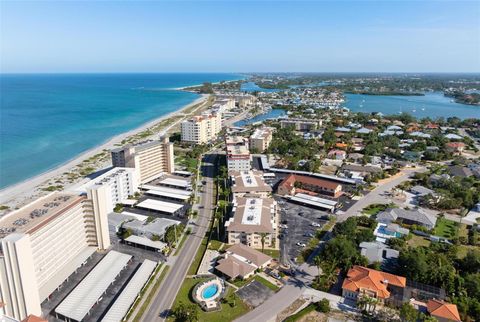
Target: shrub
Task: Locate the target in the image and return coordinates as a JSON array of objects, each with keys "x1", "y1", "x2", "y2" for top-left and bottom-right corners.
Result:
[{"x1": 316, "y1": 298, "x2": 331, "y2": 313}]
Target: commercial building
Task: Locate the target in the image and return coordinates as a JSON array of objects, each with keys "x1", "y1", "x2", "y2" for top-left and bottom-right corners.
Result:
[
  {"x1": 229, "y1": 170, "x2": 272, "y2": 198},
  {"x1": 225, "y1": 196, "x2": 278, "y2": 249},
  {"x1": 277, "y1": 174, "x2": 343, "y2": 198},
  {"x1": 215, "y1": 244, "x2": 272, "y2": 280},
  {"x1": 279, "y1": 118, "x2": 322, "y2": 131},
  {"x1": 226, "y1": 136, "x2": 251, "y2": 172},
  {"x1": 111, "y1": 136, "x2": 174, "y2": 184},
  {"x1": 0, "y1": 193, "x2": 111, "y2": 320},
  {"x1": 249, "y1": 127, "x2": 274, "y2": 153},
  {"x1": 181, "y1": 111, "x2": 221, "y2": 144},
  {"x1": 342, "y1": 266, "x2": 406, "y2": 303}
]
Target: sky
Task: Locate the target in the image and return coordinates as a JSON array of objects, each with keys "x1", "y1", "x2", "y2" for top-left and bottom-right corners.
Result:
[{"x1": 0, "y1": 1, "x2": 479, "y2": 73}]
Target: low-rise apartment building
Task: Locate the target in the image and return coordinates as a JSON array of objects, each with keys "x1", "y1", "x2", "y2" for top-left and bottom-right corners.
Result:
[
  {"x1": 229, "y1": 170, "x2": 272, "y2": 198},
  {"x1": 181, "y1": 111, "x2": 221, "y2": 144},
  {"x1": 278, "y1": 174, "x2": 343, "y2": 198},
  {"x1": 249, "y1": 127, "x2": 274, "y2": 153},
  {"x1": 279, "y1": 118, "x2": 322, "y2": 131},
  {"x1": 0, "y1": 192, "x2": 110, "y2": 320},
  {"x1": 225, "y1": 196, "x2": 278, "y2": 250},
  {"x1": 226, "y1": 136, "x2": 251, "y2": 172},
  {"x1": 111, "y1": 136, "x2": 174, "y2": 184}
]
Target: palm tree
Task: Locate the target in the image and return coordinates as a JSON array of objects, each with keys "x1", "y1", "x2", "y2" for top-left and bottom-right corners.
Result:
[
  {"x1": 259, "y1": 232, "x2": 268, "y2": 253},
  {"x1": 215, "y1": 210, "x2": 223, "y2": 239},
  {"x1": 313, "y1": 256, "x2": 322, "y2": 282}
]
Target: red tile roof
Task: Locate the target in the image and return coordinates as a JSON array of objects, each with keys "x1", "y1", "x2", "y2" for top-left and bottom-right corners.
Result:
[
  {"x1": 279, "y1": 174, "x2": 341, "y2": 192},
  {"x1": 427, "y1": 299, "x2": 461, "y2": 322},
  {"x1": 21, "y1": 315, "x2": 47, "y2": 322},
  {"x1": 342, "y1": 266, "x2": 406, "y2": 299}
]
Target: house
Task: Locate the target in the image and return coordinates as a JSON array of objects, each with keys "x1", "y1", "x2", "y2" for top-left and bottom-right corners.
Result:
[
  {"x1": 215, "y1": 243, "x2": 272, "y2": 280},
  {"x1": 448, "y1": 165, "x2": 473, "y2": 178},
  {"x1": 445, "y1": 142, "x2": 465, "y2": 154},
  {"x1": 277, "y1": 174, "x2": 343, "y2": 198},
  {"x1": 377, "y1": 208, "x2": 437, "y2": 230},
  {"x1": 359, "y1": 242, "x2": 399, "y2": 267},
  {"x1": 352, "y1": 138, "x2": 365, "y2": 151},
  {"x1": 348, "y1": 153, "x2": 364, "y2": 162},
  {"x1": 427, "y1": 299, "x2": 461, "y2": 322},
  {"x1": 356, "y1": 127, "x2": 373, "y2": 135},
  {"x1": 444, "y1": 133, "x2": 463, "y2": 140},
  {"x1": 410, "y1": 185, "x2": 435, "y2": 197},
  {"x1": 328, "y1": 149, "x2": 347, "y2": 160},
  {"x1": 342, "y1": 266, "x2": 406, "y2": 303}
]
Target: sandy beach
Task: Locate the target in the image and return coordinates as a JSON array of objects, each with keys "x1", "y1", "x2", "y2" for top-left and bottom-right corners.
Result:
[{"x1": 0, "y1": 94, "x2": 210, "y2": 212}]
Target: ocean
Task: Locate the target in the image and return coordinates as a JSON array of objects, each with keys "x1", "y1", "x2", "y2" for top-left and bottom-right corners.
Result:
[{"x1": 0, "y1": 73, "x2": 242, "y2": 189}]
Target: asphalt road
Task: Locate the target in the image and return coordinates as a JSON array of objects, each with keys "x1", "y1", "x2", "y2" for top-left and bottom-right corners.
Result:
[{"x1": 141, "y1": 154, "x2": 216, "y2": 322}]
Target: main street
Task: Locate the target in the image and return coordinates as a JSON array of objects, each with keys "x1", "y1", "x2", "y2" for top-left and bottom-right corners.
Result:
[{"x1": 141, "y1": 154, "x2": 217, "y2": 321}]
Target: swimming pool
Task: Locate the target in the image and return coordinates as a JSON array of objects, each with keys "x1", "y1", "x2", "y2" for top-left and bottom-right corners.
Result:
[
  {"x1": 202, "y1": 284, "x2": 219, "y2": 300},
  {"x1": 377, "y1": 225, "x2": 402, "y2": 237}
]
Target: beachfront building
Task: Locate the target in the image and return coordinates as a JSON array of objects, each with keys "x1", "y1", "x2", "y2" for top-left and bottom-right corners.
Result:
[
  {"x1": 0, "y1": 192, "x2": 111, "y2": 320},
  {"x1": 74, "y1": 167, "x2": 139, "y2": 229},
  {"x1": 249, "y1": 127, "x2": 274, "y2": 153},
  {"x1": 229, "y1": 170, "x2": 272, "y2": 198},
  {"x1": 226, "y1": 136, "x2": 251, "y2": 172},
  {"x1": 211, "y1": 98, "x2": 235, "y2": 114},
  {"x1": 279, "y1": 118, "x2": 322, "y2": 131},
  {"x1": 181, "y1": 111, "x2": 221, "y2": 144},
  {"x1": 111, "y1": 136, "x2": 174, "y2": 184},
  {"x1": 225, "y1": 196, "x2": 279, "y2": 250}
]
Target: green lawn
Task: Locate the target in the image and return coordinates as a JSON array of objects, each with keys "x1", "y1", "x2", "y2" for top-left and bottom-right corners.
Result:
[
  {"x1": 208, "y1": 240, "x2": 224, "y2": 251},
  {"x1": 434, "y1": 218, "x2": 459, "y2": 239},
  {"x1": 169, "y1": 278, "x2": 249, "y2": 322},
  {"x1": 253, "y1": 275, "x2": 280, "y2": 292},
  {"x1": 131, "y1": 265, "x2": 170, "y2": 322},
  {"x1": 187, "y1": 236, "x2": 209, "y2": 275},
  {"x1": 361, "y1": 203, "x2": 394, "y2": 216},
  {"x1": 255, "y1": 248, "x2": 280, "y2": 259},
  {"x1": 407, "y1": 235, "x2": 431, "y2": 248}
]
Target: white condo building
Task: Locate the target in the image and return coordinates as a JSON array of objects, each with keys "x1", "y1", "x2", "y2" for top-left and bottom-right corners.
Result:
[
  {"x1": 181, "y1": 111, "x2": 221, "y2": 144},
  {"x1": 225, "y1": 196, "x2": 278, "y2": 249},
  {"x1": 110, "y1": 136, "x2": 174, "y2": 184},
  {"x1": 249, "y1": 127, "x2": 274, "y2": 153},
  {"x1": 0, "y1": 192, "x2": 110, "y2": 320},
  {"x1": 226, "y1": 136, "x2": 251, "y2": 172}
]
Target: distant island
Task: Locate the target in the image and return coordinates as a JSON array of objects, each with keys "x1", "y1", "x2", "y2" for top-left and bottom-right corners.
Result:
[{"x1": 444, "y1": 90, "x2": 480, "y2": 106}]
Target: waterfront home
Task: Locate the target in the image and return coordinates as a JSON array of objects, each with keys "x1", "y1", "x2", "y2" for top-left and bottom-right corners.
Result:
[{"x1": 444, "y1": 133, "x2": 463, "y2": 140}]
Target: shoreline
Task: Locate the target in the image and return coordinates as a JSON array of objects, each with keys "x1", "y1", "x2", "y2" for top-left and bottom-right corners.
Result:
[{"x1": 0, "y1": 94, "x2": 210, "y2": 206}]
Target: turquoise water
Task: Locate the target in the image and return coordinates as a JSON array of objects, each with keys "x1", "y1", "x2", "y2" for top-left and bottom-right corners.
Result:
[
  {"x1": 344, "y1": 92, "x2": 480, "y2": 119},
  {"x1": 0, "y1": 73, "x2": 242, "y2": 189},
  {"x1": 241, "y1": 82, "x2": 281, "y2": 93},
  {"x1": 234, "y1": 109, "x2": 286, "y2": 127},
  {"x1": 378, "y1": 225, "x2": 402, "y2": 238},
  {"x1": 201, "y1": 284, "x2": 218, "y2": 299}
]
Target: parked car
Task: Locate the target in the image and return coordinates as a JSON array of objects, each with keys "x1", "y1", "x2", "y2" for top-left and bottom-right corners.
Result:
[
  {"x1": 296, "y1": 242, "x2": 306, "y2": 247},
  {"x1": 311, "y1": 222, "x2": 321, "y2": 227},
  {"x1": 304, "y1": 232, "x2": 314, "y2": 238}
]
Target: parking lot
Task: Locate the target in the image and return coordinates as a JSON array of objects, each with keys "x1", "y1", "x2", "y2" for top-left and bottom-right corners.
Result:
[
  {"x1": 276, "y1": 197, "x2": 330, "y2": 266},
  {"x1": 236, "y1": 280, "x2": 275, "y2": 308}
]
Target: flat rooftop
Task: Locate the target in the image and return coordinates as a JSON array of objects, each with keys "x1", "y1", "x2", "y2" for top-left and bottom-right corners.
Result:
[
  {"x1": 158, "y1": 178, "x2": 191, "y2": 189},
  {"x1": 230, "y1": 170, "x2": 272, "y2": 194},
  {"x1": 101, "y1": 259, "x2": 157, "y2": 322},
  {"x1": 0, "y1": 192, "x2": 84, "y2": 238},
  {"x1": 250, "y1": 127, "x2": 273, "y2": 140},
  {"x1": 226, "y1": 196, "x2": 275, "y2": 233},
  {"x1": 226, "y1": 136, "x2": 248, "y2": 145},
  {"x1": 136, "y1": 199, "x2": 183, "y2": 214},
  {"x1": 227, "y1": 145, "x2": 250, "y2": 156},
  {"x1": 55, "y1": 250, "x2": 132, "y2": 322}
]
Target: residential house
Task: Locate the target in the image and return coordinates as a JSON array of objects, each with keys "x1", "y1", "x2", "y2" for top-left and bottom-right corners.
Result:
[
  {"x1": 215, "y1": 243, "x2": 272, "y2": 280},
  {"x1": 342, "y1": 266, "x2": 406, "y2": 303},
  {"x1": 377, "y1": 208, "x2": 437, "y2": 230}
]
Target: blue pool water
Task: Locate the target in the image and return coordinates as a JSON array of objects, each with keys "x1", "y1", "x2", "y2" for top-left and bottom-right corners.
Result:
[
  {"x1": 202, "y1": 284, "x2": 219, "y2": 299},
  {"x1": 377, "y1": 225, "x2": 402, "y2": 237}
]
